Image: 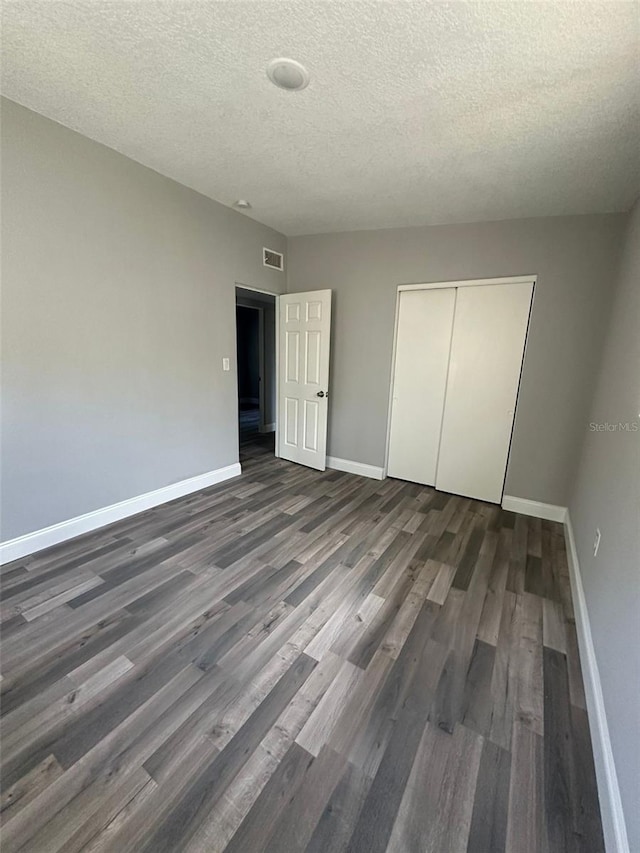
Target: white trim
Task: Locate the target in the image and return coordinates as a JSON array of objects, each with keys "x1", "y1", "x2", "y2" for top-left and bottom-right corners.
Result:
[
  {"x1": 259, "y1": 423, "x2": 276, "y2": 434},
  {"x1": 501, "y1": 495, "x2": 567, "y2": 522},
  {"x1": 0, "y1": 463, "x2": 242, "y2": 565},
  {"x1": 235, "y1": 282, "x2": 281, "y2": 298},
  {"x1": 398, "y1": 275, "x2": 536, "y2": 292},
  {"x1": 564, "y1": 513, "x2": 630, "y2": 853},
  {"x1": 326, "y1": 456, "x2": 386, "y2": 480}
]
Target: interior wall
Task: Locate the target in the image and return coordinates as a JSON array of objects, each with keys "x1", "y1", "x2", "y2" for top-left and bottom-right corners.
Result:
[
  {"x1": 1, "y1": 98, "x2": 286, "y2": 542},
  {"x1": 287, "y1": 213, "x2": 626, "y2": 505},
  {"x1": 568, "y1": 199, "x2": 640, "y2": 850}
]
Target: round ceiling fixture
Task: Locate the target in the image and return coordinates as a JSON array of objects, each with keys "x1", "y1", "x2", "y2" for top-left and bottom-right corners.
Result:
[
  {"x1": 266, "y1": 58, "x2": 310, "y2": 91},
  {"x1": 233, "y1": 199, "x2": 252, "y2": 209}
]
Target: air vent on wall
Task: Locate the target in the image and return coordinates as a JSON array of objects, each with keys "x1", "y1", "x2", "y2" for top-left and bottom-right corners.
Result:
[{"x1": 263, "y1": 247, "x2": 284, "y2": 271}]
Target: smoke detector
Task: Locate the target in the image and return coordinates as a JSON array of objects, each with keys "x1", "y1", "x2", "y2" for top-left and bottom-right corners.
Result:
[{"x1": 267, "y1": 58, "x2": 310, "y2": 91}]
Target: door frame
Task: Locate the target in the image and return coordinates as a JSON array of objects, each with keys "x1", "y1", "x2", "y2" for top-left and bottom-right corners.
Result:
[
  {"x1": 234, "y1": 283, "x2": 280, "y2": 452},
  {"x1": 384, "y1": 274, "x2": 537, "y2": 494}
]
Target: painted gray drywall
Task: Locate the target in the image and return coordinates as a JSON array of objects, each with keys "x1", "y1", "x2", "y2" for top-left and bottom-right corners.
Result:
[
  {"x1": 236, "y1": 289, "x2": 277, "y2": 428},
  {"x1": 569, "y1": 200, "x2": 640, "y2": 850},
  {"x1": 287, "y1": 214, "x2": 626, "y2": 505},
  {"x1": 1, "y1": 98, "x2": 286, "y2": 541}
]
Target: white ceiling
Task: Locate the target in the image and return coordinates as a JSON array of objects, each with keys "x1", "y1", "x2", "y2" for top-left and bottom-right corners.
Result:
[{"x1": 2, "y1": 1, "x2": 639, "y2": 236}]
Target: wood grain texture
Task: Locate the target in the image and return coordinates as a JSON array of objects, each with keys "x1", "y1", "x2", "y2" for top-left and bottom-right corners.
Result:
[{"x1": 0, "y1": 437, "x2": 604, "y2": 852}]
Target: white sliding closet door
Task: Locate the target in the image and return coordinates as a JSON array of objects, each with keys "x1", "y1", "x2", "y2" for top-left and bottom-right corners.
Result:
[
  {"x1": 435, "y1": 282, "x2": 533, "y2": 503},
  {"x1": 387, "y1": 288, "x2": 456, "y2": 485}
]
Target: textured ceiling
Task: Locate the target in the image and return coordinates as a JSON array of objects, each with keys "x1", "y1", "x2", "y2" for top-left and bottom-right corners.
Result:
[{"x1": 2, "y1": 1, "x2": 639, "y2": 236}]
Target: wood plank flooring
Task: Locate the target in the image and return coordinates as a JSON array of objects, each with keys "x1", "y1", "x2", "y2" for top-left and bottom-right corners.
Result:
[{"x1": 0, "y1": 439, "x2": 604, "y2": 852}]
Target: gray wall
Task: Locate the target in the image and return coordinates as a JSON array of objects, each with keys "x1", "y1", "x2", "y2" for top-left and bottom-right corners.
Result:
[
  {"x1": 1, "y1": 98, "x2": 286, "y2": 541},
  {"x1": 287, "y1": 214, "x2": 626, "y2": 504},
  {"x1": 569, "y1": 200, "x2": 640, "y2": 850}
]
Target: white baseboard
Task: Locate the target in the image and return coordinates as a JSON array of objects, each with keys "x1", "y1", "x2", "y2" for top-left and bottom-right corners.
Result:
[
  {"x1": 502, "y1": 495, "x2": 567, "y2": 522},
  {"x1": 564, "y1": 513, "x2": 630, "y2": 853},
  {"x1": 259, "y1": 423, "x2": 276, "y2": 434},
  {"x1": 0, "y1": 463, "x2": 242, "y2": 565},
  {"x1": 326, "y1": 456, "x2": 386, "y2": 480}
]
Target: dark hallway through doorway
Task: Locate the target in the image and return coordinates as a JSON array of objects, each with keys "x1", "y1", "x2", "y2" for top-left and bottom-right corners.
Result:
[{"x1": 235, "y1": 287, "x2": 277, "y2": 459}]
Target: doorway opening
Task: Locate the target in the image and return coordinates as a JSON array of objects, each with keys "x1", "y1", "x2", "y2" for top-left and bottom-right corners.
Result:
[{"x1": 235, "y1": 286, "x2": 277, "y2": 461}]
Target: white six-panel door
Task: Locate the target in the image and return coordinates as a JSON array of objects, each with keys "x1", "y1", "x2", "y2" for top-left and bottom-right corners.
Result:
[
  {"x1": 278, "y1": 290, "x2": 332, "y2": 471},
  {"x1": 435, "y1": 282, "x2": 533, "y2": 502},
  {"x1": 387, "y1": 288, "x2": 456, "y2": 485}
]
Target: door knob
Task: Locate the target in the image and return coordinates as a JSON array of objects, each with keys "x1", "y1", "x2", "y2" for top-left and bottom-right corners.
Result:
[{"x1": 316, "y1": 391, "x2": 325, "y2": 398}]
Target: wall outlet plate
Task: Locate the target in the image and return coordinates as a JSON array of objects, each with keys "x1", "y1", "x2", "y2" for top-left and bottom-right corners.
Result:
[{"x1": 222, "y1": 357, "x2": 230, "y2": 371}]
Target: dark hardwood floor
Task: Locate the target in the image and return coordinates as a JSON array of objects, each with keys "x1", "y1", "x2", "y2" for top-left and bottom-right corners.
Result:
[{"x1": 0, "y1": 439, "x2": 604, "y2": 852}]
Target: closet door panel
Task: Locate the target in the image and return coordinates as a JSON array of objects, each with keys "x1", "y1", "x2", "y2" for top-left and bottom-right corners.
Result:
[
  {"x1": 435, "y1": 283, "x2": 533, "y2": 503},
  {"x1": 387, "y1": 288, "x2": 456, "y2": 485}
]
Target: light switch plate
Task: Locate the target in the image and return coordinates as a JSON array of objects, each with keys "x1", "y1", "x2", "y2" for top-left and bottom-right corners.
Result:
[{"x1": 222, "y1": 357, "x2": 230, "y2": 371}]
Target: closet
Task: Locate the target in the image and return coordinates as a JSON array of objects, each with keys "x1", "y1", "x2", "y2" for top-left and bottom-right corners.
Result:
[{"x1": 387, "y1": 278, "x2": 534, "y2": 504}]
